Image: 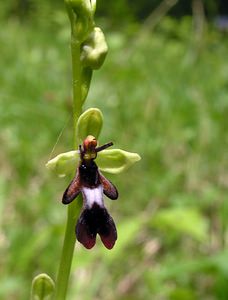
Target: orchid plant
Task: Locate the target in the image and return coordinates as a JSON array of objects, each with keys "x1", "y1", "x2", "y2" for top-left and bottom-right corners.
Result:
[{"x1": 31, "y1": 1, "x2": 140, "y2": 299}]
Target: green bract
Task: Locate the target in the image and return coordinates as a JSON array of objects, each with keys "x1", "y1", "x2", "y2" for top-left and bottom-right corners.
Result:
[
  {"x1": 81, "y1": 27, "x2": 108, "y2": 69},
  {"x1": 81, "y1": 67, "x2": 92, "y2": 103},
  {"x1": 46, "y1": 109, "x2": 141, "y2": 177},
  {"x1": 31, "y1": 273, "x2": 55, "y2": 300}
]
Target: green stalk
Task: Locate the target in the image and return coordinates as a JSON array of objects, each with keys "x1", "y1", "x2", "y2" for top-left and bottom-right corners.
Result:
[
  {"x1": 71, "y1": 39, "x2": 83, "y2": 138},
  {"x1": 55, "y1": 38, "x2": 83, "y2": 300}
]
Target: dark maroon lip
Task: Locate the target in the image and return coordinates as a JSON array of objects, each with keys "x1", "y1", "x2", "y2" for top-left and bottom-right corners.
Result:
[{"x1": 76, "y1": 203, "x2": 117, "y2": 250}]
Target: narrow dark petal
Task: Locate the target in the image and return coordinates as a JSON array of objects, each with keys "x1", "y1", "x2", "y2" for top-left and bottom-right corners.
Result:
[
  {"x1": 99, "y1": 171, "x2": 118, "y2": 200},
  {"x1": 95, "y1": 142, "x2": 113, "y2": 153}
]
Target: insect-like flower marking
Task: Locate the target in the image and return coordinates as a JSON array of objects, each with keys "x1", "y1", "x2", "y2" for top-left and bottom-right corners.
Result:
[{"x1": 62, "y1": 135, "x2": 118, "y2": 249}]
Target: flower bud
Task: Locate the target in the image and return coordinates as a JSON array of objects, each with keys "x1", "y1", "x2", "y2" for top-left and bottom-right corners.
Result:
[
  {"x1": 65, "y1": 0, "x2": 95, "y2": 42},
  {"x1": 81, "y1": 27, "x2": 108, "y2": 69},
  {"x1": 31, "y1": 273, "x2": 55, "y2": 300}
]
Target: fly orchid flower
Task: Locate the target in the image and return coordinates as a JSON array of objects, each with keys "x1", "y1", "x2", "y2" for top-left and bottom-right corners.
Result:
[
  {"x1": 62, "y1": 135, "x2": 118, "y2": 249},
  {"x1": 46, "y1": 108, "x2": 141, "y2": 249}
]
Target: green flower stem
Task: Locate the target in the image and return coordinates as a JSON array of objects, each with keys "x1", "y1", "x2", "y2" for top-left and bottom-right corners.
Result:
[
  {"x1": 55, "y1": 36, "x2": 83, "y2": 300},
  {"x1": 71, "y1": 39, "x2": 83, "y2": 136},
  {"x1": 55, "y1": 200, "x2": 81, "y2": 300}
]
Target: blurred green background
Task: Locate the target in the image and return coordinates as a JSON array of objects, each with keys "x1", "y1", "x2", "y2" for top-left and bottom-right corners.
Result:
[{"x1": 1, "y1": 0, "x2": 228, "y2": 299}]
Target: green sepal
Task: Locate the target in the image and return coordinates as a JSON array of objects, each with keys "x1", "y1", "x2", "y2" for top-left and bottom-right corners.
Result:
[
  {"x1": 46, "y1": 151, "x2": 79, "y2": 177},
  {"x1": 81, "y1": 27, "x2": 108, "y2": 69},
  {"x1": 97, "y1": 149, "x2": 141, "y2": 174},
  {"x1": 46, "y1": 148, "x2": 141, "y2": 177},
  {"x1": 76, "y1": 108, "x2": 103, "y2": 142},
  {"x1": 31, "y1": 273, "x2": 55, "y2": 300}
]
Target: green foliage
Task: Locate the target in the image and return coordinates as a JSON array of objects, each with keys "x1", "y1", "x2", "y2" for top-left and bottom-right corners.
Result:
[
  {"x1": 0, "y1": 0, "x2": 221, "y2": 24},
  {"x1": 1, "y1": 14, "x2": 228, "y2": 300},
  {"x1": 152, "y1": 207, "x2": 208, "y2": 241}
]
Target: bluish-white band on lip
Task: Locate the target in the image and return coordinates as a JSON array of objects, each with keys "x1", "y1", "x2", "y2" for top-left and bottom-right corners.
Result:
[{"x1": 82, "y1": 185, "x2": 104, "y2": 208}]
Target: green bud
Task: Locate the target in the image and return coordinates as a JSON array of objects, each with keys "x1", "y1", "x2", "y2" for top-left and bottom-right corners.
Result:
[
  {"x1": 96, "y1": 149, "x2": 141, "y2": 174},
  {"x1": 81, "y1": 27, "x2": 108, "y2": 69},
  {"x1": 67, "y1": 0, "x2": 96, "y2": 15},
  {"x1": 31, "y1": 273, "x2": 55, "y2": 300},
  {"x1": 76, "y1": 108, "x2": 103, "y2": 142},
  {"x1": 46, "y1": 151, "x2": 79, "y2": 177},
  {"x1": 65, "y1": 0, "x2": 95, "y2": 42}
]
